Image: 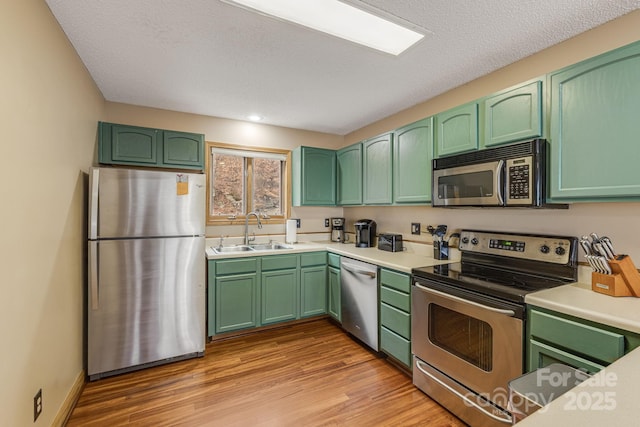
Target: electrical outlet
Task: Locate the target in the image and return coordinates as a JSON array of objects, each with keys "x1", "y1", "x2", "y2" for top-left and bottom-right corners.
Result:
[
  {"x1": 34, "y1": 389, "x2": 42, "y2": 422},
  {"x1": 411, "y1": 222, "x2": 421, "y2": 235},
  {"x1": 296, "y1": 219, "x2": 301, "y2": 228},
  {"x1": 324, "y1": 218, "x2": 330, "y2": 227}
]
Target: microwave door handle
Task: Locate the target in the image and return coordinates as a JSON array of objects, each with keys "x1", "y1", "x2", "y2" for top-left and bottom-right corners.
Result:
[
  {"x1": 414, "y1": 359, "x2": 513, "y2": 424},
  {"x1": 414, "y1": 283, "x2": 516, "y2": 317},
  {"x1": 496, "y1": 159, "x2": 505, "y2": 205}
]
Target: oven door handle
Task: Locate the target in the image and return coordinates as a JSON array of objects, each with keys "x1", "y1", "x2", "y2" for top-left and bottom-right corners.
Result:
[
  {"x1": 414, "y1": 283, "x2": 516, "y2": 317},
  {"x1": 415, "y1": 358, "x2": 513, "y2": 424}
]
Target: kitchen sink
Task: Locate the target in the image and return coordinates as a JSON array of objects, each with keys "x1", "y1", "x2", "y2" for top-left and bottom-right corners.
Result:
[
  {"x1": 250, "y1": 242, "x2": 293, "y2": 251},
  {"x1": 211, "y1": 242, "x2": 293, "y2": 254},
  {"x1": 211, "y1": 245, "x2": 254, "y2": 254}
]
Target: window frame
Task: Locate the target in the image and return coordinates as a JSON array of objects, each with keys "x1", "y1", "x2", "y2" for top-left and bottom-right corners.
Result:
[{"x1": 205, "y1": 141, "x2": 291, "y2": 225}]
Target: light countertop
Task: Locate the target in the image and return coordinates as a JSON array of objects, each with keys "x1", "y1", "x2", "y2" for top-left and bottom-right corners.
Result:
[
  {"x1": 519, "y1": 273, "x2": 640, "y2": 424},
  {"x1": 515, "y1": 344, "x2": 640, "y2": 426},
  {"x1": 206, "y1": 240, "x2": 456, "y2": 273},
  {"x1": 525, "y1": 276, "x2": 640, "y2": 334}
]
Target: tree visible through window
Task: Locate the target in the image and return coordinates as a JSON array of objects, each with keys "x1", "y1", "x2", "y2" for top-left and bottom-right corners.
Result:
[{"x1": 207, "y1": 144, "x2": 289, "y2": 222}]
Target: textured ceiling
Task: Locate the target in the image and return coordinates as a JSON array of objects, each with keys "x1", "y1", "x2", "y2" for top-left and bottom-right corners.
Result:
[{"x1": 45, "y1": 0, "x2": 640, "y2": 135}]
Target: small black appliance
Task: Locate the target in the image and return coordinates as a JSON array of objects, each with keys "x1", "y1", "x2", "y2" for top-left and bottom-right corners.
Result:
[{"x1": 354, "y1": 219, "x2": 376, "y2": 248}]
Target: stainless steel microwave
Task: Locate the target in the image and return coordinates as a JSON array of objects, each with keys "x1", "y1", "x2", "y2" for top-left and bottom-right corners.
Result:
[{"x1": 432, "y1": 139, "x2": 564, "y2": 208}]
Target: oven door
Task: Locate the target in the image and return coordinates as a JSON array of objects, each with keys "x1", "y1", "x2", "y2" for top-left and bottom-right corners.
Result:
[
  {"x1": 412, "y1": 279, "x2": 523, "y2": 406},
  {"x1": 432, "y1": 160, "x2": 504, "y2": 206}
]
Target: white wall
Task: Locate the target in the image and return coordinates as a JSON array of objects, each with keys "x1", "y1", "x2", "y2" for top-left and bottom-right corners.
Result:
[{"x1": 0, "y1": 1, "x2": 104, "y2": 425}]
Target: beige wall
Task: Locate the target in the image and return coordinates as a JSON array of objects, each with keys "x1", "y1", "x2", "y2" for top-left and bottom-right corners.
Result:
[
  {"x1": 342, "y1": 10, "x2": 640, "y2": 261},
  {"x1": 0, "y1": 1, "x2": 104, "y2": 426},
  {"x1": 3, "y1": 4, "x2": 640, "y2": 425},
  {"x1": 105, "y1": 102, "x2": 346, "y2": 238}
]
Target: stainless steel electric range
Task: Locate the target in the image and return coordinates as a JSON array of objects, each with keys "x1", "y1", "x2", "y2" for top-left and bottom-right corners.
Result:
[{"x1": 411, "y1": 229, "x2": 578, "y2": 427}]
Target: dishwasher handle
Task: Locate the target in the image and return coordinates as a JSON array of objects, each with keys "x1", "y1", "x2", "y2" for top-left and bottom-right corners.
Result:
[{"x1": 341, "y1": 261, "x2": 377, "y2": 279}]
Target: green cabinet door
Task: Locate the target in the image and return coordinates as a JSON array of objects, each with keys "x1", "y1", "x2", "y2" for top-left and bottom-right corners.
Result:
[
  {"x1": 215, "y1": 272, "x2": 258, "y2": 334},
  {"x1": 482, "y1": 80, "x2": 543, "y2": 148},
  {"x1": 362, "y1": 133, "x2": 393, "y2": 204},
  {"x1": 337, "y1": 143, "x2": 362, "y2": 205},
  {"x1": 393, "y1": 117, "x2": 433, "y2": 204},
  {"x1": 100, "y1": 122, "x2": 158, "y2": 165},
  {"x1": 435, "y1": 102, "x2": 478, "y2": 157},
  {"x1": 99, "y1": 122, "x2": 205, "y2": 170},
  {"x1": 300, "y1": 265, "x2": 327, "y2": 317},
  {"x1": 292, "y1": 146, "x2": 336, "y2": 206},
  {"x1": 549, "y1": 41, "x2": 640, "y2": 200},
  {"x1": 328, "y1": 265, "x2": 341, "y2": 322},
  {"x1": 163, "y1": 130, "x2": 204, "y2": 168},
  {"x1": 261, "y1": 269, "x2": 298, "y2": 325}
]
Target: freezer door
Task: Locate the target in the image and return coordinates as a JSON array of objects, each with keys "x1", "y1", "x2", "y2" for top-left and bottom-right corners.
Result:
[
  {"x1": 89, "y1": 167, "x2": 205, "y2": 239},
  {"x1": 88, "y1": 236, "x2": 205, "y2": 377}
]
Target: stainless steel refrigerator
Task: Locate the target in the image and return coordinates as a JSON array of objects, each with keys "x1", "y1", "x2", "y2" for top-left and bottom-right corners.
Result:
[{"x1": 87, "y1": 167, "x2": 206, "y2": 380}]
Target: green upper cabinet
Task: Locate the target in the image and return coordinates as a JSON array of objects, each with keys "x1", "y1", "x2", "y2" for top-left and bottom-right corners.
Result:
[
  {"x1": 337, "y1": 143, "x2": 362, "y2": 205},
  {"x1": 362, "y1": 133, "x2": 393, "y2": 204},
  {"x1": 292, "y1": 146, "x2": 336, "y2": 206},
  {"x1": 549, "y1": 41, "x2": 640, "y2": 200},
  {"x1": 435, "y1": 102, "x2": 478, "y2": 157},
  {"x1": 393, "y1": 117, "x2": 433, "y2": 204},
  {"x1": 99, "y1": 122, "x2": 204, "y2": 170},
  {"x1": 481, "y1": 80, "x2": 543, "y2": 148},
  {"x1": 162, "y1": 131, "x2": 205, "y2": 168}
]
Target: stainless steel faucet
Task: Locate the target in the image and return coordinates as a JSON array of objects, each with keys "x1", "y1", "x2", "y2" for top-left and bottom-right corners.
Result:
[{"x1": 244, "y1": 211, "x2": 263, "y2": 245}]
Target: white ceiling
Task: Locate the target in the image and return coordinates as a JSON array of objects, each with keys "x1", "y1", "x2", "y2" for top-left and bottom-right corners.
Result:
[{"x1": 45, "y1": 0, "x2": 639, "y2": 135}]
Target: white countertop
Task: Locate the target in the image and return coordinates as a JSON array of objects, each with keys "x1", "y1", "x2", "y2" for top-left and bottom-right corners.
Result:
[
  {"x1": 515, "y1": 344, "x2": 640, "y2": 426},
  {"x1": 206, "y1": 240, "x2": 456, "y2": 273},
  {"x1": 519, "y1": 272, "x2": 640, "y2": 424},
  {"x1": 525, "y1": 276, "x2": 640, "y2": 334}
]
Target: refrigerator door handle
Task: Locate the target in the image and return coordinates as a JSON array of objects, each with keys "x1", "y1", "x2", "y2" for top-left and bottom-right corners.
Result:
[
  {"x1": 89, "y1": 241, "x2": 99, "y2": 310},
  {"x1": 89, "y1": 168, "x2": 100, "y2": 240}
]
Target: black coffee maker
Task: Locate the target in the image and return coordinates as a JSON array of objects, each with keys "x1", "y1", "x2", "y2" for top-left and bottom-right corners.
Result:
[{"x1": 354, "y1": 219, "x2": 376, "y2": 248}]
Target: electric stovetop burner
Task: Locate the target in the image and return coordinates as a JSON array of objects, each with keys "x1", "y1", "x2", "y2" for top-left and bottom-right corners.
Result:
[{"x1": 412, "y1": 230, "x2": 579, "y2": 304}]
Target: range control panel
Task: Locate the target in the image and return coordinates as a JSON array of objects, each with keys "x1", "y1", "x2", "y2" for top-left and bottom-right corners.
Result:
[{"x1": 458, "y1": 230, "x2": 576, "y2": 264}]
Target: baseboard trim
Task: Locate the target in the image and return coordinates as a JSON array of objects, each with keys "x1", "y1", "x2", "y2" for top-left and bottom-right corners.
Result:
[{"x1": 53, "y1": 370, "x2": 85, "y2": 427}]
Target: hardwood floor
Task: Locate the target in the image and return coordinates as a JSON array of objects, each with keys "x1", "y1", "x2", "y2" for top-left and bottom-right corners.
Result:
[{"x1": 68, "y1": 319, "x2": 465, "y2": 426}]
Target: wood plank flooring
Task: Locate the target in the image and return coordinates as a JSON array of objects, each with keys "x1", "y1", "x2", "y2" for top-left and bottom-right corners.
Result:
[{"x1": 67, "y1": 319, "x2": 465, "y2": 426}]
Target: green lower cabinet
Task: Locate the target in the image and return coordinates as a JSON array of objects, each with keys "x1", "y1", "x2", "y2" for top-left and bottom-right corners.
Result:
[
  {"x1": 379, "y1": 268, "x2": 411, "y2": 367},
  {"x1": 549, "y1": 41, "x2": 640, "y2": 200},
  {"x1": 301, "y1": 265, "x2": 327, "y2": 317},
  {"x1": 261, "y1": 269, "x2": 298, "y2": 325},
  {"x1": 215, "y1": 273, "x2": 258, "y2": 334},
  {"x1": 328, "y1": 265, "x2": 341, "y2": 322},
  {"x1": 527, "y1": 306, "x2": 640, "y2": 374},
  {"x1": 208, "y1": 252, "x2": 329, "y2": 337},
  {"x1": 380, "y1": 327, "x2": 411, "y2": 367}
]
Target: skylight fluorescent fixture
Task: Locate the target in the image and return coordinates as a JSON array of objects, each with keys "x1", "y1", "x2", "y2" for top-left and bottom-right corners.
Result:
[{"x1": 223, "y1": 0, "x2": 425, "y2": 55}]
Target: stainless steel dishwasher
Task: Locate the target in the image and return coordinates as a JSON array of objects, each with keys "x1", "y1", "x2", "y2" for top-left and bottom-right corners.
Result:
[{"x1": 340, "y1": 257, "x2": 378, "y2": 351}]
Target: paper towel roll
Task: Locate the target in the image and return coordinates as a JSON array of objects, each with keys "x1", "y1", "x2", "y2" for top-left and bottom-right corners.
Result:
[{"x1": 286, "y1": 219, "x2": 297, "y2": 244}]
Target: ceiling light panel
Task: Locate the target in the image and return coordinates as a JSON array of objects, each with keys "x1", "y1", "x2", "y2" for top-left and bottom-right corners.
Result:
[{"x1": 222, "y1": 0, "x2": 425, "y2": 55}]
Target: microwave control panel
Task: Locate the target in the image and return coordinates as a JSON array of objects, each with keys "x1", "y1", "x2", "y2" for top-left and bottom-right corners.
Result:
[{"x1": 506, "y1": 156, "x2": 533, "y2": 205}]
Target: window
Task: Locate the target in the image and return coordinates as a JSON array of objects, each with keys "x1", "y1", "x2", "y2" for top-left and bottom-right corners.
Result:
[{"x1": 206, "y1": 142, "x2": 290, "y2": 224}]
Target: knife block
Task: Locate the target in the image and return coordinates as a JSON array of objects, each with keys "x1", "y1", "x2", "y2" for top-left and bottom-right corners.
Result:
[{"x1": 591, "y1": 255, "x2": 640, "y2": 297}]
